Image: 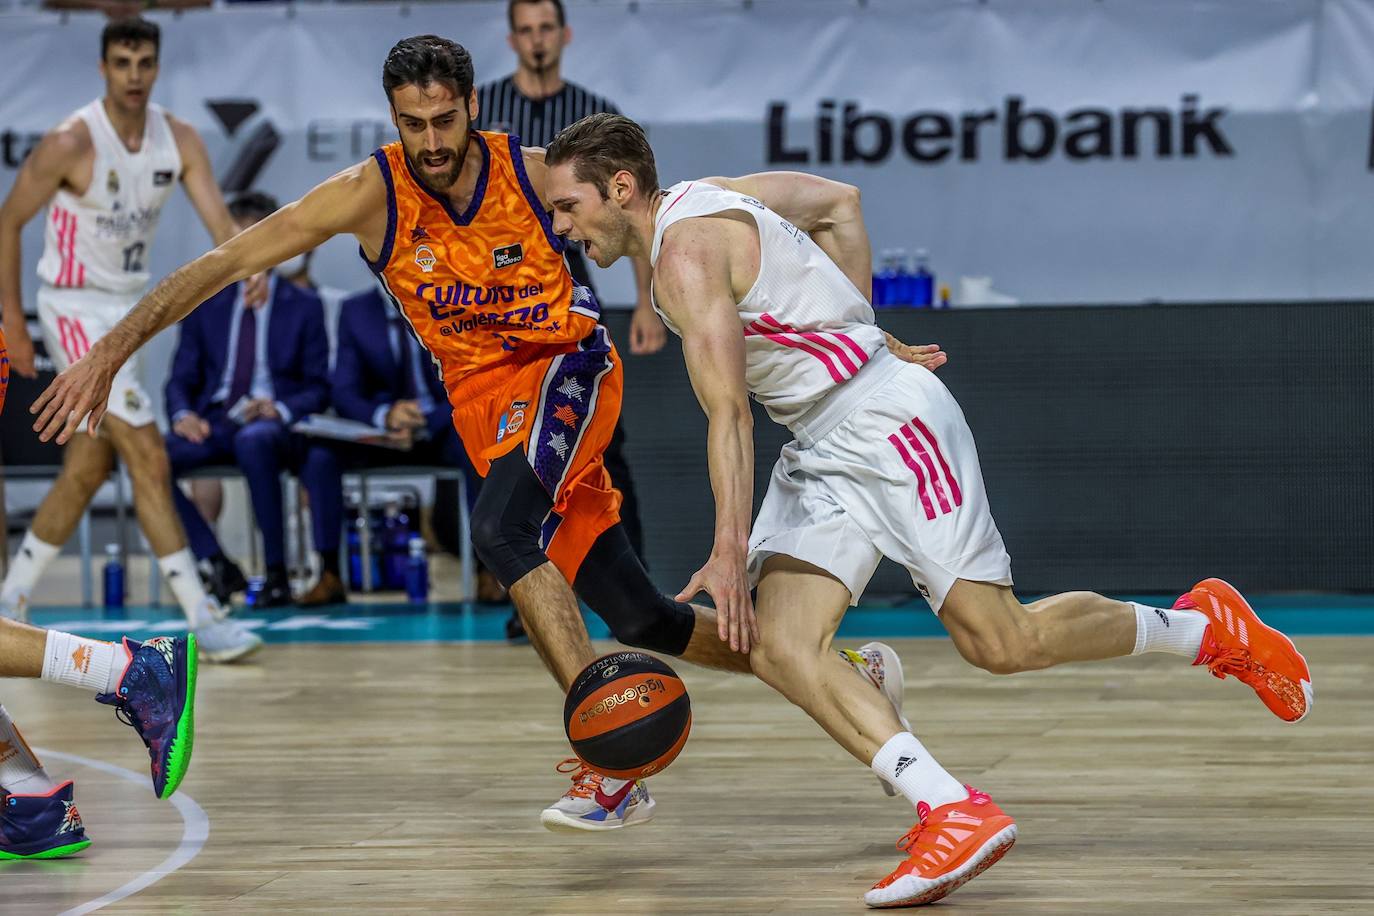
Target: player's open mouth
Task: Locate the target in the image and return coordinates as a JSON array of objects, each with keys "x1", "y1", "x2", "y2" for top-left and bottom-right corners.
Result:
[
  {"x1": 582, "y1": 240, "x2": 594, "y2": 258},
  {"x1": 422, "y1": 153, "x2": 450, "y2": 170}
]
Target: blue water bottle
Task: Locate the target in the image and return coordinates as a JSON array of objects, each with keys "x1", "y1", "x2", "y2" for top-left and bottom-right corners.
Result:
[
  {"x1": 102, "y1": 543, "x2": 124, "y2": 609},
  {"x1": 911, "y1": 249, "x2": 934, "y2": 308},
  {"x1": 891, "y1": 248, "x2": 913, "y2": 306},
  {"x1": 405, "y1": 537, "x2": 429, "y2": 604},
  {"x1": 872, "y1": 250, "x2": 893, "y2": 307}
]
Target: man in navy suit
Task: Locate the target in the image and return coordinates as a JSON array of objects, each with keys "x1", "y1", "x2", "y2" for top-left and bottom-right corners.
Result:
[
  {"x1": 333, "y1": 283, "x2": 486, "y2": 590},
  {"x1": 164, "y1": 192, "x2": 345, "y2": 607}
]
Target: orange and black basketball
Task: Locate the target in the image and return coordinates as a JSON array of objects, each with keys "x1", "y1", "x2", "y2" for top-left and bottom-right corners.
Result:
[{"x1": 563, "y1": 651, "x2": 691, "y2": 780}]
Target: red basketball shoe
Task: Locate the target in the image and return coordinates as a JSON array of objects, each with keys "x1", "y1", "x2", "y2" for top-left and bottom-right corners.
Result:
[
  {"x1": 1177, "y1": 578, "x2": 1313, "y2": 722},
  {"x1": 864, "y1": 786, "x2": 1016, "y2": 908}
]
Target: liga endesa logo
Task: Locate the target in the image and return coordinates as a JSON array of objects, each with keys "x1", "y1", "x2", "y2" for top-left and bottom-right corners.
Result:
[{"x1": 578, "y1": 677, "x2": 668, "y2": 724}]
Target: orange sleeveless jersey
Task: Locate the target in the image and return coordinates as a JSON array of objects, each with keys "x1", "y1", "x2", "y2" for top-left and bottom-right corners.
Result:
[
  {"x1": 364, "y1": 132, "x2": 601, "y2": 402},
  {"x1": 362, "y1": 132, "x2": 623, "y2": 581}
]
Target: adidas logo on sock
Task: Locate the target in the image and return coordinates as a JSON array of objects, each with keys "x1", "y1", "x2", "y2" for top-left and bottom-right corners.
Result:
[
  {"x1": 1154, "y1": 608, "x2": 1171, "y2": 628},
  {"x1": 894, "y1": 755, "x2": 917, "y2": 777}
]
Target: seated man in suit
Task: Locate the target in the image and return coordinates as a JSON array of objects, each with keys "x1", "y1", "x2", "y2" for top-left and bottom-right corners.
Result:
[
  {"x1": 333, "y1": 282, "x2": 488, "y2": 591},
  {"x1": 164, "y1": 191, "x2": 346, "y2": 607}
]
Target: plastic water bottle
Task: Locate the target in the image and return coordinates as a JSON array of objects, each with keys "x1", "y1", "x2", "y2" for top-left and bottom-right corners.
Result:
[
  {"x1": 102, "y1": 544, "x2": 124, "y2": 609},
  {"x1": 404, "y1": 537, "x2": 429, "y2": 603},
  {"x1": 890, "y1": 248, "x2": 914, "y2": 306},
  {"x1": 911, "y1": 249, "x2": 934, "y2": 308},
  {"x1": 871, "y1": 250, "x2": 894, "y2": 307}
]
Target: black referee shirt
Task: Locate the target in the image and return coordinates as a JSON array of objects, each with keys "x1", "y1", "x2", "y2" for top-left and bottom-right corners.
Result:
[{"x1": 474, "y1": 76, "x2": 621, "y2": 150}]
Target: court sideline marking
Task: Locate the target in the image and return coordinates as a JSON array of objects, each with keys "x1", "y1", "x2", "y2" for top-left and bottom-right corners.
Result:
[{"x1": 33, "y1": 747, "x2": 210, "y2": 916}]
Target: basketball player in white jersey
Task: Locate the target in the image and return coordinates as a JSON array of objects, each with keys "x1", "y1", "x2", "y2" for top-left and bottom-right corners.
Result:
[
  {"x1": 541, "y1": 113, "x2": 1313, "y2": 907},
  {"x1": 0, "y1": 18, "x2": 260, "y2": 662}
]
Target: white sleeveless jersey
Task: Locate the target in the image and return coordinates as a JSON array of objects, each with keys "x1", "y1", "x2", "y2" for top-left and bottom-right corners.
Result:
[
  {"x1": 650, "y1": 180, "x2": 886, "y2": 429},
  {"x1": 36, "y1": 99, "x2": 183, "y2": 296}
]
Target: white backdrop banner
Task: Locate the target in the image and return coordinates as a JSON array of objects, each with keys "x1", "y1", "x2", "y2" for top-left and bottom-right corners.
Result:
[{"x1": 2, "y1": 0, "x2": 1373, "y2": 324}]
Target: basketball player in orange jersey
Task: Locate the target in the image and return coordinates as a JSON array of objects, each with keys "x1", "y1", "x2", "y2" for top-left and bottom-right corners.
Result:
[
  {"x1": 542, "y1": 113, "x2": 1313, "y2": 907},
  {"x1": 0, "y1": 326, "x2": 199, "y2": 859},
  {"x1": 29, "y1": 35, "x2": 916, "y2": 831}
]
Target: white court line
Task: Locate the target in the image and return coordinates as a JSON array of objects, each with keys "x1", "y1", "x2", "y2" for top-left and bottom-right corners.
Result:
[{"x1": 34, "y1": 747, "x2": 210, "y2": 916}]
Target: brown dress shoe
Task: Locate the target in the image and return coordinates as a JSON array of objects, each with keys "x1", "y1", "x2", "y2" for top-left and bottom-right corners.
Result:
[{"x1": 296, "y1": 569, "x2": 348, "y2": 607}]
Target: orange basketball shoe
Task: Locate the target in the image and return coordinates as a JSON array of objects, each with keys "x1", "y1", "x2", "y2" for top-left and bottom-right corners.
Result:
[
  {"x1": 1177, "y1": 578, "x2": 1313, "y2": 722},
  {"x1": 864, "y1": 786, "x2": 1016, "y2": 908}
]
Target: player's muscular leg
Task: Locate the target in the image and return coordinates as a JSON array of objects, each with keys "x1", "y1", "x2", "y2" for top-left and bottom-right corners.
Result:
[
  {"x1": 29, "y1": 432, "x2": 116, "y2": 544},
  {"x1": 509, "y1": 563, "x2": 597, "y2": 690},
  {"x1": 748, "y1": 555, "x2": 905, "y2": 764},
  {"x1": 939, "y1": 579, "x2": 1135, "y2": 674},
  {"x1": 679, "y1": 606, "x2": 753, "y2": 673},
  {"x1": 102, "y1": 416, "x2": 188, "y2": 556},
  {"x1": 0, "y1": 617, "x2": 48, "y2": 677}
]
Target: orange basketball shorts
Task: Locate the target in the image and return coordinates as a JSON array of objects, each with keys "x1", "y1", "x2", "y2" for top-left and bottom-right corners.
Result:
[{"x1": 449, "y1": 327, "x2": 623, "y2": 582}]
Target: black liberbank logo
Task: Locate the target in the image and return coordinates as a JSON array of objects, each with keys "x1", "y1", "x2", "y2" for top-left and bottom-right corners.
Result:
[
  {"x1": 206, "y1": 99, "x2": 281, "y2": 193},
  {"x1": 767, "y1": 94, "x2": 1234, "y2": 165}
]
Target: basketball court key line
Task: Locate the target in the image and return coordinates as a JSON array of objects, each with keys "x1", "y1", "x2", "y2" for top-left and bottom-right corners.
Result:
[{"x1": 33, "y1": 747, "x2": 210, "y2": 916}]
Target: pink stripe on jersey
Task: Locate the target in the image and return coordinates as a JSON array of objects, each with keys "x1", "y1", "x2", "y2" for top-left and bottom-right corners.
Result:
[
  {"x1": 900, "y1": 423, "x2": 952, "y2": 514},
  {"x1": 53, "y1": 209, "x2": 68, "y2": 287},
  {"x1": 910, "y1": 416, "x2": 962, "y2": 507},
  {"x1": 758, "y1": 313, "x2": 865, "y2": 376},
  {"x1": 888, "y1": 432, "x2": 937, "y2": 521},
  {"x1": 66, "y1": 211, "x2": 80, "y2": 288},
  {"x1": 831, "y1": 331, "x2": 869, "y2": 365},
  {"x1": 659, "y1": 183, "x2": 695, "y2": 223},
  {"x1": 745, "y1": 321, "x2": 844, "y2": 382}
]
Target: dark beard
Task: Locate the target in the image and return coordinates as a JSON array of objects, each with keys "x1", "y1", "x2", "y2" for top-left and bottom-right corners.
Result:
[{"x1": 410, "y1": 135, "x2": 469, "y2": 193}]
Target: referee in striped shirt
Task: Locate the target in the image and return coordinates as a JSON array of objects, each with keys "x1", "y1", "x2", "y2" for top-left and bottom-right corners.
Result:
[{"x1": 477, "y1": 0, "x2": 665, "y2": 636}]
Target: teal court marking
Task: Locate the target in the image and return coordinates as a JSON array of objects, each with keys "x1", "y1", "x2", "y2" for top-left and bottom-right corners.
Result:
[{"x1": 26, "y1": 594, "x2": 1374, "y2": 645}]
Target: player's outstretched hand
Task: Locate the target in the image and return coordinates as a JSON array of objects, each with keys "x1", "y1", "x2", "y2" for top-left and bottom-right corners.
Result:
[
  {"x1": 30, "y1": 345, "x2": 117, "y2": 443},
  {"x1": 884, "y1": 331, "x2": 947, "y2": 372},
  {"x1": 676, "y1": 550, "x2": 760, "y2": 653}
]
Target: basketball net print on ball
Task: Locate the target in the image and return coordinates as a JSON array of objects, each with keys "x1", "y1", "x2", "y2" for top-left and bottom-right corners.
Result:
[{"x1": 563, "y1": 651, "x2": 692, "y2": 780}]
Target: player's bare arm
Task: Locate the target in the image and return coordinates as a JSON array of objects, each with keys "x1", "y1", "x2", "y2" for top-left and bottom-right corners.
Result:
[
  {"x1": 703, "y1": 172, "x2": 870, "y2": 293},
  {"x1": 0, "y1": 120, "x2": 91, "y2": 377},
  {"x1": 166, "y1": 114, "x2": 237, "y2": 247},
  {"x1": 705, "y1": 172, "x2": 946, "y2": 371},
  {"x1": 32, "y1": 158, "x2": 388, "y2": 443},
  {"x1": 168, "y1": 112, "x2": 271, "y2": 306},
  {"x1": 655, "y1": 218, "x2": 760, "y2": 653}
]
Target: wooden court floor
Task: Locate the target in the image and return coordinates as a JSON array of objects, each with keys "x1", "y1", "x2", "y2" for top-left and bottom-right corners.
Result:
[{"x1": 2, "y1": 636, "x2": 1371, "y2": 914}]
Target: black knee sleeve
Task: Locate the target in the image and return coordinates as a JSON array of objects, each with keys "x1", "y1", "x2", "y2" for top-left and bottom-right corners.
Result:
[
  {"x1": 574, "y1": 524, "x2": 694, "y2": 655},
  {"x1": 470, "y1": 451, "x2": 552, "y2": 588}
]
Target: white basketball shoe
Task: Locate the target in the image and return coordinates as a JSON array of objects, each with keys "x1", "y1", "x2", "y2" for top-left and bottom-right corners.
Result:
[
  {"x1": 840, "y1": 641, "x2": 912, "y2": 797},
  {"x1": 540, "y1": 759, "x2": 655, "y2": 832},
  {"x1": 192, "y1": 598, "x2": 262, "y2": 663}
]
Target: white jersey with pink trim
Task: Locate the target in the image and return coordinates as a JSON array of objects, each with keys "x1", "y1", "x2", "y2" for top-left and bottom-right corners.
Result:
[
  {"x1": 36, "y1": 99, "x2": 182, "y2": 296},
  {"x1": 649, "y1": 180, "x2": 886, "y2": 430}
]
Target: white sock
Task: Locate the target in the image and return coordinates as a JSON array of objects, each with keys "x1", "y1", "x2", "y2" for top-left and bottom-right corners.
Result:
[
  {"x1": 40, "y1": 630, "x2": 130, "y2": 694},
  {"x1": 0, "y1": 705, "x2": 58, "y2": 795},
  {"x1": 1, "y1": 532, "x2": 61, "y2": 609},
  {"x1": 1131, "y1": 602, "x2": 1208, "y2": 658},
  {"x1": 159, "y1": 549, "x2": 213, "y2": 625},
  {"x1": 871, "y1": 731, "x2": 967, "y2": 812}
]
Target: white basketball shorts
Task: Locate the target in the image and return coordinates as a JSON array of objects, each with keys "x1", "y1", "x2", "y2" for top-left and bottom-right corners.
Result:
[
  {"x1": 36, "y1": 284, "x2": 154, "y2": 428},
  {"x1": 748, "y1": 360, "x2": 1013, "y2": 612}
]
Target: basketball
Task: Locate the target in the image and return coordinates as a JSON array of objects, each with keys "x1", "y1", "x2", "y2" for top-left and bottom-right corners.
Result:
[{"x1": 563, "y1": 651, "x2": 692, "y2": 780}]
